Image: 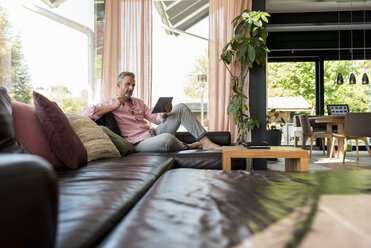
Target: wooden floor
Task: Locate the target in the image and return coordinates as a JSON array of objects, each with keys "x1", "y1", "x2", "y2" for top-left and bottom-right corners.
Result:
[{"x1": 267, "y1": 150, "x2": 371, "y2": 171}]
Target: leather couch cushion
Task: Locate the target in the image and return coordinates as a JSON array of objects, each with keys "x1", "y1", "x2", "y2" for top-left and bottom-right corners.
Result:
[
  {"x1": 99, "y1": 169, "x2": 301, "y2": 247},
  {"x1": 175, "y1": 131, "x2": 231, "y2": 145},
  {"x1": 33, "y1": 91, "x2": 87, "y2": 169},
  {"x1": 100, "y1": 169, "x2": 371, "y2": 248},
  {"x1": 100, "y1": 125, "x2": 136, "y2": 156},
  {"x1": 56, "y1": 154, "x2": 175, "y2": 248},
  {"x1": 12, "y1": 101, "x2": 63, "y2": 168},
  {"x1": 66, "y1": 114, "x2": 121, "y2": 161},
  {"x1": 0, "y1": 154, "x2": 58, "y2": 248},
  {"x1": 135, "y1": 150, "x2": 245, "y2": 170},
  {"x1": 0, "y1": 87, "x2": 28, "y2": 153}
]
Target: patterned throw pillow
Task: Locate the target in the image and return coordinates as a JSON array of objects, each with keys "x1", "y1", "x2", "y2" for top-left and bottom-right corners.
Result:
[
  {"x1": 99, "y1": 125, "x2": 136, "y2": 156},
  {"x1": 33, "y1": 91, "x2": 87, "y2": 169},
  {"x1": 66, "y1": 114, "x2": 121, "y2": 161}
]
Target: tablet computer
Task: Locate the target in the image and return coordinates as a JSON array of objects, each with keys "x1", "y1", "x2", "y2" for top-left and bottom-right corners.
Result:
[{"x1": 151, "y1": 97, "x2": 173, "y2": 113}]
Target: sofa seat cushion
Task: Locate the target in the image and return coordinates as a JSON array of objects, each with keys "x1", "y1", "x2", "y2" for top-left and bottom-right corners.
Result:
[
  {"x1": 136, "y1": 150, "x2": 245, "y2": 170},
  {"x1": 56, "y1": 154, "x2": 175, "y2": 248},
  {"x1": 98, "y1": 169, "x2": 371, "y2": 248},
  {"x1": 99, "y1": 169, "x2": 307, "y2": 247}
]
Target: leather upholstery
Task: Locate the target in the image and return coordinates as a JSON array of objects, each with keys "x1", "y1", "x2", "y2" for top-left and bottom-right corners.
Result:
[
  {"x1": 99, "y1": 168, "x2": 371, "y2": 248},
  {"x1": 56, "y1": 154, "x2": 175, "y2": 248},
  {"x1": 135, "y1": 150, "x2": 245, "y2": 170},
  {"x1": 0, "y1": 87, "x2": 28, "y2": 153},
  {"x1": 0, "y1": 154, "x2": 58, "y2": 248},
  {"x1": 175, "y1": 131, "x2": 231, "y2": 145}
]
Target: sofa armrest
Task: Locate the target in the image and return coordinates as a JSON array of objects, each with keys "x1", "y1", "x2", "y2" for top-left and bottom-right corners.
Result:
[
  {"x1": 175, "y1": 131, "x2": 231, "y2": 146},
  {"x1": 0, "y1": 154, "x2": 58, "y2": 248}
]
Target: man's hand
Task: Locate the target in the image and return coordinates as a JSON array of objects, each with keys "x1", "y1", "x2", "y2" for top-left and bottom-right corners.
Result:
[
  {"x1": 161, "y1": 102, "x2": 172, "y2": 119},
  {"x1": 164, "y1": 102, "x2": 172, "y2": 113},
  {"x1": 115, "y1": 96, "x2": 131, "y2": 108},
  {"x1": 113, "y1": 98, "x2": 123, "y2": 109}
]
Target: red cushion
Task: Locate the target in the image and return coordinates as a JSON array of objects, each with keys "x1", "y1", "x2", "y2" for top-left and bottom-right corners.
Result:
[
  {"x1": 33, "y1": 91, "x2": 87, "y2": 169},
  {"x1": 11, "y1": 101, "x2": 63, "y2": 169}
]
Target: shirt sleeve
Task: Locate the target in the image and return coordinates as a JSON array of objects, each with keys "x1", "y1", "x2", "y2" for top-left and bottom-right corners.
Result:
[
  {"x1": 141, "y1": 100, "x2": 162, "y2": 125},
  {"x1": 81, "y1": 99, "x2": 112, "y2": 120}
]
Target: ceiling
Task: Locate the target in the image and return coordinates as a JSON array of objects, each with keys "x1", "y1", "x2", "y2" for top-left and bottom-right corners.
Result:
[
  {"x1": 91, "y1": 0, "x2": 371, "y2": 59},
  {"x1": 152, "y1": 0, "x2": 371, "y2": 34},
  {"x1": 267, "y1": 0, "x2": 371, "y2": 13}
]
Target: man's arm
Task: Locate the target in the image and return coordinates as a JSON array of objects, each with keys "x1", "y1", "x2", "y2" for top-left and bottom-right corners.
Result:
[
  {"x1": 82, "y1": 98, "x2": 122, "y2": 120},
  {"x1": 94, "y1": 101, "x2": 121, "y2": 117}
]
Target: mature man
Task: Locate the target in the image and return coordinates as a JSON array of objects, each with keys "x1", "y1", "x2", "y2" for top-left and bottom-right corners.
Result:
[{"x1": 83, "y1": 71, "x2": 221, "y2": 152}]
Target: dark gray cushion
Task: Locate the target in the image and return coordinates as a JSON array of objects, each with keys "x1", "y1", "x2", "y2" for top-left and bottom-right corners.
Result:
[
  {"x1": 0, "y1": 87, "x2": 28, "y2": 153},
  {"x1": 94, "y1": 112, "x2": 122, "y2": 137}
]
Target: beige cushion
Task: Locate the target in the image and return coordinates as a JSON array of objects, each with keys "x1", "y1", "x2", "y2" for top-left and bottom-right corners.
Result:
[{"x1": 66, "y1": 114, "x2": 120, "y2": 161}]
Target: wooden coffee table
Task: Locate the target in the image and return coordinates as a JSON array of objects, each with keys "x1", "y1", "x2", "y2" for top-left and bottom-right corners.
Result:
[{"x1": 222, "y1": 146, "x2": 309, "y2": 172}]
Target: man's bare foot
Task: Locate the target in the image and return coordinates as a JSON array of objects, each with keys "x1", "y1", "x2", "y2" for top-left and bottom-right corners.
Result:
[
  {"x1": 187, "y1": 141, "x2": 203, "y2": 150},
  {"x1": 200, "y1": 136, "x2": 222, "y2": 151}
]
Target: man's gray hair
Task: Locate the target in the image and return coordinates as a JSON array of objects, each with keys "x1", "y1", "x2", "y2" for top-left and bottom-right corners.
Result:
[{"x1": 117, "y1": 71, "x2": 135, "y2": 83}]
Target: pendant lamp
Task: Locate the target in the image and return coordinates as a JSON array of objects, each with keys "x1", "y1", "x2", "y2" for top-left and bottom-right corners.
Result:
[
  {"x1": 349, "y1": 0, "x2": 356, "y2": 84},
  {"x1": 362, "y1": 73, "x2": 369, "y2": 85},
  {"x1": 336, "y1": 2, "x2": 344, "y2": 85},
  {"x1": 362, "y1": 4, "x2": 369, "y2": 85}
]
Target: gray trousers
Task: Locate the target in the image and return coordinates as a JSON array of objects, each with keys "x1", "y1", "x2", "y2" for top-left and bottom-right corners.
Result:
[{"x1": 135, "y1": 103, "x2": 207, "y2": 152}]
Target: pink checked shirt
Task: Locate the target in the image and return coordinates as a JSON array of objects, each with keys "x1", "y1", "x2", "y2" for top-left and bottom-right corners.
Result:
[{"x1": 82, "y1": 97, "x2": 162, "y2": 144}]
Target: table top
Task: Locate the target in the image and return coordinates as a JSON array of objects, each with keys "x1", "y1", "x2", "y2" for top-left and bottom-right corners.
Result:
[
  {"x1": 309, "y1": 115, "x2": 345, "y2": 124},
  {"x1": 222, "y1": 145, "x2": 308, "y2": 158}
]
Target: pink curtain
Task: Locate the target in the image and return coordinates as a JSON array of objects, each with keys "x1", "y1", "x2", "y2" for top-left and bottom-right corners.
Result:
[
  {"x1": 101, "y1": 0, "x2": 121, "y2": 101},
  {"x1": 101, "y1": 0, "x2": 153, "y2": 107},
  {"x1": 208, "y1": 0, "x2": 252, "y2": 143}
]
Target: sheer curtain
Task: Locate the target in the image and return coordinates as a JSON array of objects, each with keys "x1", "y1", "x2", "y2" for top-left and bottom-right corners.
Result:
[
  {"x1": 101, "y1": 0, "x2": 153, "y2": 107},
  {"x1": 208, "y1": 0, "x2": 252, "y2": 142},
  {"x1": 101, "y1": 0, "x2": 121, "y2": 101}
]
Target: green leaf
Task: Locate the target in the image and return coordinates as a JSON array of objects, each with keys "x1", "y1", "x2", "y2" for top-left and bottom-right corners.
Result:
[
  {"x1": 225, "y1": 51, "x2": 233, "y2": 64},
  {"x1": 247, "y1": 44, "x2": 256, "y2": 64},
  {"x1": 236, "y1": 46, "x2": 247, "y2": 62},
  {"x1": 261, "y1": 15, "x2": 268, "y2": 23},
  {"x1": 221, "y1": 43, "x2": 230, "y2": 55}
]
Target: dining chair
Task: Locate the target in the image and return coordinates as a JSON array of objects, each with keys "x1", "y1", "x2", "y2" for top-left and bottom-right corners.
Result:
[
  {"x1": 293, "y1": 115, "x2": 303, "y2": 148},
  {"x1": 298, "y1": 114, "x2": 333, "y2": 158},
  {"x1": 329, "y1": 112, "x2": 371, "y2": 163}
]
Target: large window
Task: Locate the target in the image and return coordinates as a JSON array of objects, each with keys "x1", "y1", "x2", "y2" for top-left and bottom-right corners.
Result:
[
  {"x1": 267, "y1": 61, "x2": 316, "y2": 145},
  {"x1": 324, "y1": 59, "x2": 371, "y2": 114},
  {"x1": 152, "y1": 3, "x2": 209, "y2": 128},
  {"x1": 0, "y1": 0, "x2": 94, "y2": 114}
]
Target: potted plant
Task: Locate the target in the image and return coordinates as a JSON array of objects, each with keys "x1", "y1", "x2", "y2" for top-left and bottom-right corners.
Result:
[
  {"x1": 220, "y1": 10, "x2": 270, "y2": 144},
  {"x1": 266, "y1": 108, "x2": 286, "y2": 131},
  {"x1": 266, "y1": 109, "x2": 285, "y2": 160}
]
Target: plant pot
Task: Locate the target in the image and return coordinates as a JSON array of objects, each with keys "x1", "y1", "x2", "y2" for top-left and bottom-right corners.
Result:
[{"x1": 265, "y1": 130, "x2": 282, "y2": 161}]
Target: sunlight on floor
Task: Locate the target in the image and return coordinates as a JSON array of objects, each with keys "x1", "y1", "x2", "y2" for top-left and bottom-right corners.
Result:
[{"x1": 267, "y1": 150, "x2": 371, "y2": 172}]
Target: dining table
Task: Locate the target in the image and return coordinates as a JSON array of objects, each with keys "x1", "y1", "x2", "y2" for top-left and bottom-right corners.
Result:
[{"x1": 309, "y1": 115, "x2": 345, "y2": 159}]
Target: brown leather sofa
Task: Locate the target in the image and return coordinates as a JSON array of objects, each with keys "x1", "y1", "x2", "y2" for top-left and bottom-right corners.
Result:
[
  {"x1": 0, "y1": 130, "x2": 241, "y2": 248},
  {"x1": 3, "y1": 152, "x2": 371, "y2": 248},
  {"x1": 4, "y1": 87, "x2": 370, "y2": 247}
]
